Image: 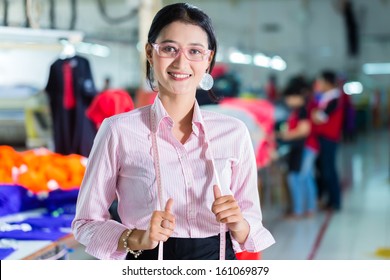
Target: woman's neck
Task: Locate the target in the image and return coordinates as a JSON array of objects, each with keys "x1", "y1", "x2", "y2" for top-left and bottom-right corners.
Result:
[{"x1": 158, "y1": 94, "x2": 195, "y2": 126}]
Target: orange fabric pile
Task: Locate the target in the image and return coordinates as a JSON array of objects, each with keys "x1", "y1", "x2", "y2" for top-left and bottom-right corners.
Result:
[{"x1": 0, "y1": 145, "x2": 86, "y2": 194}]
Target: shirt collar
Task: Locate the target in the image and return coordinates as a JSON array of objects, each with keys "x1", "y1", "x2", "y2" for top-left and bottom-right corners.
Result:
[
  {"x1": 151, "y1": 96, "x2": 206, "y2": 136},
  {"x1": 319, "y1": 88, "x2": 340, "y2": 108},
  {"x1": 192, "y1": 101, "x2": 206, "y2": 137}
]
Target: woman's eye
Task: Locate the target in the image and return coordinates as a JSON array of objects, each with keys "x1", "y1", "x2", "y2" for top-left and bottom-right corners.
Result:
[
  {"x1": 190, "y1": 49, "x2": 202, "y2": 55},
  {"x1": 162, "y1": 46, "x2": 178, "y2": 53}
]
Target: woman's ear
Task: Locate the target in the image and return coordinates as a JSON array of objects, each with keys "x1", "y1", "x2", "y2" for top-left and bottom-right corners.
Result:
[
  {"x1": 206, "y1": 52, "x2": 214, "y2": 72},
  {"x1": 145, "y1": 43, "x2": 153, "y2": 65}
]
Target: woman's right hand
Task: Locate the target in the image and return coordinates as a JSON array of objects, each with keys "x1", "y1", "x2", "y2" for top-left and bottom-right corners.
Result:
[{"x1": 142, "y1": 198, "x2": 175, "y2": 249}]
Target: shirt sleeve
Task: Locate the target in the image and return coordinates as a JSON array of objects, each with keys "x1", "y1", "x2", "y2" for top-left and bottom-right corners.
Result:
[
  {"x1": 229, "y1": 124, "x2": 275, "y2": 253},
  {"x1": 71, "y1": 118, "x2": 128, "y2": 260},
  {"x1": 298, "y1": 106, "x2": 308, "y2": 120},
  {"x1": 324, "y1": 99, "x2": 338, "y2": 116}
]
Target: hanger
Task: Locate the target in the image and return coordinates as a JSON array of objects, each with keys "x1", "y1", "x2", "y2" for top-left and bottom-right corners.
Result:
[{"x1": 59, "y1": 38, "x2": 76, "y2": 59}]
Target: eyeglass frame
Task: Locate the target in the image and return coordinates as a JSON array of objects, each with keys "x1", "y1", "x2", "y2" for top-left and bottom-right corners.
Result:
[{"x1": 151, "y1": 42, "x2": 213, "y2": 62}]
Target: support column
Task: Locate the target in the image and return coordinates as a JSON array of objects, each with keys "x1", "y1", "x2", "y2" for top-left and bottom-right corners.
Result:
[{"x1": 138, "y1": 0, "x2": 162, "y2": 89}]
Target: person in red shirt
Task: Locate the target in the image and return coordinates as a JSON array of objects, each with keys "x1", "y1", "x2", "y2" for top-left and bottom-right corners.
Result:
[
  {"x1": 279, "y1": 78, "x2": 318, "y2": 218},
  {"x1": 312, "y1": 70, "x2": 344, "y2": 211}
]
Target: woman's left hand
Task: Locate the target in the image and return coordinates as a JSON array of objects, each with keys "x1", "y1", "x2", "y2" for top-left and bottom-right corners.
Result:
[{"x1": 211, "y1": 185, "x2": 247, "y2": 233}]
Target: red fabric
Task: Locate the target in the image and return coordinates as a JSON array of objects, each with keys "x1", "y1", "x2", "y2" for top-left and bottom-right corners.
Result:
[
  {"x1": 62, "y1": 61, "x2": 76, "y2": 109},
  {"x1": 313, "y1": 96, "x2": 344, "y2": 142},
  {"x1": 86, "y1": 89, "x2": 134, "y2": 129},
  {"x1": 287, "y1": 110, "x2": 299, "y2": 130},
  {"x1": 305, "y1": 101, "x2": 320, "y2": 152},
  {"x1": 135, "y1": 89, "x2": 157, "y2": 108},
  {"x1": 265, "y1": 81, "x2": 277, "y2": 102},
  {"x1": 211, "y1": 64, "x2": 228, "y2": 79},
  {"x1": 305, "y1": 129, "x2": 320, "y2": 151},
  {"x1": 288, "y1": 108, "x2": 320, "y2": 152},
  {"x1": 236, "y1": 251, "x2": 261, "y2": 260},
  {"x1": 220, "y1": 98, "x2": 275, "y2": 168}
]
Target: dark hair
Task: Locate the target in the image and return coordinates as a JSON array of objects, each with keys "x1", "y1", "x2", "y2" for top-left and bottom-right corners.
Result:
[
  {"x1": 319, "y1": 70, "x2": 337, "y2": 86},
  {"x1": 146, "y1": 3, "x2": 218, "y2": 101},
  {"x1": 283, "y1": 84, "x2": 304, "y2": 97},
  {"x1": 283, "y1": 75, "x2": 309, "y2": 97}
]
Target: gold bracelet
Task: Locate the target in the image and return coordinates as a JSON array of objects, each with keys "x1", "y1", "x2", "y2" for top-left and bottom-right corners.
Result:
[{"x1": 123, "y1": 229, "x2": 143, "y2": 258}]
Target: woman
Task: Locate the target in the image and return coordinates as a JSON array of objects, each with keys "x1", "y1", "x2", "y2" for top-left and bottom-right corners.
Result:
[
  {"x1": 72, "y1": 2, "x2": 274, "y2": 260},
  {"x1": 279, "y1": 79, "x2": 318, "y2": 219}
]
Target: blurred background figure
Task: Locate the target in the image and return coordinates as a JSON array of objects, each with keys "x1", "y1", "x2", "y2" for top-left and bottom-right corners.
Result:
[
  {"x1": 278, "y1": 76, "x2": 318, "y2": 219},
  {"x1": 312, "y1": 70, "x2": 344, "y2": 211},
  {"x1": 265, "y1": 74, "x2": 279, "y2": 103},
  {"x1": 102, "y1": 76, "x2": 112, "y2": 92}
]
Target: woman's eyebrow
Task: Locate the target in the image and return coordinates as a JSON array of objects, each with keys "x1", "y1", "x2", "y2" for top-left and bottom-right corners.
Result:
[
  {"x1": 158, "y1": 39, "x2": 177, "y2": 44},
  {"x1": 188, "y1": 42, "x2": 207, "y2": 48},
  {"x1": 158, "y1": 39, "x2": 207, "y2": 48}
]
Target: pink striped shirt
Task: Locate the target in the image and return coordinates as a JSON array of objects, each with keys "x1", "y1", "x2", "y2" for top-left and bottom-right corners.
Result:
[{"x1": 72, "y1": 97, "x2": 275, "y2": 259}]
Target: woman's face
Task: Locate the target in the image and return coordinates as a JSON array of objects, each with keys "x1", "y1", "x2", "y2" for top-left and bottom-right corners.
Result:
[
  {"x1": 286, "y1": 95, "x2": 304, "y2": 109},
  {"x1": 146, "y1": 21, "x2": 213, "y2": 97}
]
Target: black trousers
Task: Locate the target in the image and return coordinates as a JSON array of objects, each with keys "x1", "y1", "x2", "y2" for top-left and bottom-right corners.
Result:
[
  {"x1": 126, "y1": 232, "x2": 237, "y2": 260},
  {"x1": 317, "y1": 137, "x2": 341, "y2": 210}
]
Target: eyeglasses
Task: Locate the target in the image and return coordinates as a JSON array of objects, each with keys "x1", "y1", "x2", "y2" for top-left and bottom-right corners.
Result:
[{"x1": 151, "y1": 43, "x2": 212, "y2": 62}]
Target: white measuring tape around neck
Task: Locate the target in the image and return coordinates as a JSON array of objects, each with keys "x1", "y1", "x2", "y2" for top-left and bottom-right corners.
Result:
[{"x1": 149, "y1": 106, "x2": 226, "y2": 260}]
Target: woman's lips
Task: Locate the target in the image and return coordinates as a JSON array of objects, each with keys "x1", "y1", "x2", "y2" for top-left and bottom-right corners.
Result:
[{"x1": 168, "y1": 72, "x2": 192, "y2": 80}]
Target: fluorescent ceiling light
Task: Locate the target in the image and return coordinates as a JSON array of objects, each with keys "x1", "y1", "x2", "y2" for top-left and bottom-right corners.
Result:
[
  {"x1": 229, "y1": 51, "x2": 252, "y2": 64},
  {"x1": 228, "y1": 49, "x2": 287, "y2": 70},
  {"x1": 270, "y1": 56, "x2": 287, "y2": 71},
  {"x1": 362, "y1": 63, "x2": 390, "y2": 75},
  {"x1": 343, "y1": 81, "x2": 363, "y2": 95},
  {"x1": 253, "y1": 53, "x2": 271, "y2": 68}
]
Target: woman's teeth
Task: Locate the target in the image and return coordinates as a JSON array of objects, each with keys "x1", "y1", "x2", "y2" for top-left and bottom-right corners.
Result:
[{"x1": 169, "y1": 72, "x2": 191, "y2": 78}]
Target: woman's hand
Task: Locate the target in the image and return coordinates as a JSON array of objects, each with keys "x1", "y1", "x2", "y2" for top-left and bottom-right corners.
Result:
[
  {"x1": 212, "y1": 185, "x2": 248, "y2": 232},
  {"x1": 143, "y1": 198, "x2": 175, "y2": 249}
]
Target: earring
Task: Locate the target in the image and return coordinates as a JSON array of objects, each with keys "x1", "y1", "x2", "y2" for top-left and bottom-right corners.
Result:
[{"x1": 199, "y1": 73, "x2": 214, "y2": 91}]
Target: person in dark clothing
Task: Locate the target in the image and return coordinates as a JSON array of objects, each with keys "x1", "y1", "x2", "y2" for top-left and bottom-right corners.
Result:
[
  {"x1": 312, "y1": 70, "x2": 344, "y2": 211},
  {"x1": 45, "y1": 54, "x2": 97, "y2": 157},
  {"x1": 279, "y1": 79, "x2": 318, "y2": 218}
]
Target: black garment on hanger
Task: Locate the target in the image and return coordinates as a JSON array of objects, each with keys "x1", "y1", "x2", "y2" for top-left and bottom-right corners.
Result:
[
  {"x1": 343, "y1": 1, "x2": 359, "y2": 57},
  {"x1": 45, "y1": 55, "x2": 97, "y2": 157}
]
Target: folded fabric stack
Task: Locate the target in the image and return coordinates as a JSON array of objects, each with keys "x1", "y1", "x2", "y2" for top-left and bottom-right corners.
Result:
[{"x1": 0, "y1": 145, "x2": 86, "y2": 193}]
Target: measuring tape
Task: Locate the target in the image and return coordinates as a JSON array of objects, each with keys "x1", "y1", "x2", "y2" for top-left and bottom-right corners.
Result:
[{"x1": 149, "y1": 106, "x2": 226, "y2": 260}]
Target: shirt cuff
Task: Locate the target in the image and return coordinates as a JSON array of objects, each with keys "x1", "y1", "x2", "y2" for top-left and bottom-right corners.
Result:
[
  {"x1": 231, "y1": 223, "x2": 275, "y2": 253},
  {"x1": 84, "y1": 220, "x2": 128, "y2": 260}
]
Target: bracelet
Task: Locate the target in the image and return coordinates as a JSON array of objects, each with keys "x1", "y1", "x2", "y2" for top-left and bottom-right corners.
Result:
[{"x1": 123, "y1": 229, "x2": 143, "y2": 258}]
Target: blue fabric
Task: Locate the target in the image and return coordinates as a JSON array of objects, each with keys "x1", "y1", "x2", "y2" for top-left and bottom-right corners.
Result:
[
  {"x1": 14, "y1": 216, "x2": 74, "y2": 229},
  {"x1": 300, "y1": 148, "x2": 318, "y2": 212},
  {"x1": 0, "y1": 230, "x2": 69, "y2": 241},
  {"x1": 0, "y1": 185, "x2": 42, "y2": 216},
  {"x1": 288, "y1": 172, "x2": 304, "y2": 215},
  {"x1": 44, "y1": 189, "x2": 79, "y2": 213},
  {"x1": 287, "y1": 148, "x2": 318, "y2": 215},
  {"x1": 0, "y1": 185, "x2": 78, "y2": 241},
  {"x1": 0, "y1": 215, "x2": 74, "y2": 241},
  {"x1": 0, "y1": 185, "x2": 79, "y2": 217},
  {"x1": 0, "y1": 248, "x2": 16, "y2": 260}
]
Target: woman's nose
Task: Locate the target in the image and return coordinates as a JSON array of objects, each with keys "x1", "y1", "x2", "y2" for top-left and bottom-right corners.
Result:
[{"x1": 172, "y1": 49, "x2": 188, "y2": 66}]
